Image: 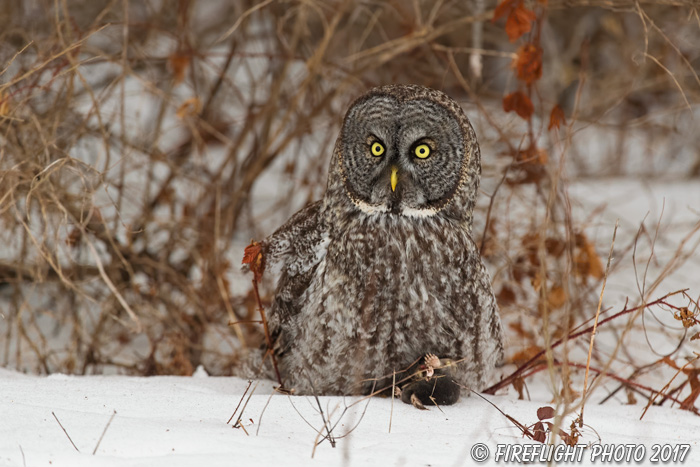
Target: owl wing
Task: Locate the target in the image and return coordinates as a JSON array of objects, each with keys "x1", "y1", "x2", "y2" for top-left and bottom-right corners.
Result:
[
  {"x1": 449, "y1": 236, "x2": 505, "y2": 389},
  {"x1": 261, "y1": 200, "x2": 327, "y2": 354},
  {"x1": 473, "y1": 257, "x2": 505, "y2": 366}
]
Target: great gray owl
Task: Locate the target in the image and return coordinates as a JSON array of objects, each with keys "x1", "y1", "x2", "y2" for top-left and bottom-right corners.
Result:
[{"x1": 244, "y1": 84, "x2": 503, "y2": 406}]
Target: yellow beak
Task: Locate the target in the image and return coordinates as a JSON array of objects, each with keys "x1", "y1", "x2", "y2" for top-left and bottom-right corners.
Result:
[{"x1": 390, "y1": 166, "x2": 398, "y2": 192}]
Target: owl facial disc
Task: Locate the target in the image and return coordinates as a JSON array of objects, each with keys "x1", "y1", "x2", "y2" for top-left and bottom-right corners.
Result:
[{"x1": 338, "y1": 87, "x2": 467, "y2": 217}]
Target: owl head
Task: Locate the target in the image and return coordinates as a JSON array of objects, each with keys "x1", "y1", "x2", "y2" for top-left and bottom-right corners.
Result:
[{"x1": 327, "y1": 85, "x2": 481, "y2": 226}]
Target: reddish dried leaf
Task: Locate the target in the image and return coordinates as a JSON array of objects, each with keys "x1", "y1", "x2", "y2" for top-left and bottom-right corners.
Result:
[
  {"x1": 169, "y1": 52, "x2": 190, "y2": 85},
  {"x1": 176, "y1": 97, "x2": 202, "y2": 119},
  {"x1": 66, "y1": 228, "x2": 82, "y2": 248},
  {"x1": 156, "y1": 186, "x2": 175, "y2": 205},
  {"x1": 241, "y1": 242, "x2": 261, "y2": 265},
  {"x1": 492, "y1": 0, "x2": 518, "y2": 21},
  {"x1": 517, "y1": 145, "x2": 548, "y2": 166},
  {"x1": 547, "y1": 285, "x2": 567, "y2": 309},
  {"x1": 521, "y1": 232, "x2": 540, "y2": 249},
  {"x1": 514, "y1": 44, "x2": 542, "y2": 84},
  {"x1": 508, "y1": 322, "x2": 534, "y2": 340},
  {"x1": 493, "y1": 0, "x2": 537, "y2": 42},
  {"x1": 680, "y1": 370, "x2": 700, "y2": 411},
  {"x1": 506, "y1": 3, "x2": 537, "y2": 42},
  {"x1": 574, "y1": 233, "x2": 604, "y2": 280},
  {"x1": 691, "y1": 332, "x2": 700, "y2": 341},
  {"x1": 537, "y1": 406, "x2": 555, "y2": 420},
  {"x1": 497, "y1": 285, "x2": 516, "y2": 307},
  {"x1": 673, "y1": 307, "x2": 696, "y2": 328},
  {"x1": 507, "y1": 145, "x2": 548, "y2": 185},
  {"x1": 242, "y1": 241, "x2": 265, "y2": 282},
  {"x1": 565, "y1": 418, "x2": 582, "y2": 446},
  {"x1": 532, "y1": 421, "x2": 547, "y2": 443},
  {"x1": 481, "y1": 237, "x2": 499, "y2": 258},
  {"x1": 548, "y1": 104, "x2": 566, "y2": 130},
  {"x1": 560, "y1": 380, "x2": 581, "y2": 402},
  {"x1": 512, "y1": 375, "x2": 526, "y2": 400},
  {"x1": 545, "y1": 237, "x2": 565, "y2": 258},
  {"x1": 661, "y1": 355, "x2": 680, "y2": 370},
  {"x1": 503, "y1": 91, "x2": 534, "y2": 120},
  {"x1": 559, "y1": 429, "x2": 574, "y2": 446},
  {"x1": 510, "y1": 346, "x2": 544, "y2": 365}
]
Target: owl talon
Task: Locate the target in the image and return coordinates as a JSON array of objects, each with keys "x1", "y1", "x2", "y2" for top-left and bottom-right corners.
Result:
[{"x1": 425, "y1": 354, "x2": 441, "y2": 370}]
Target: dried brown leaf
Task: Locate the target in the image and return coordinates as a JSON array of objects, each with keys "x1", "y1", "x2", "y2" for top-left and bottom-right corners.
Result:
[
  {"x1": 242, "y1": 242, "x2": 265, "y2": 282},
  {"x1": 498, "y1": 285, "x2": 517, "y2": 307},
  {"x1": 493, "y1": 0, "x2": 516, "y2": 21},
  {"x1": 548, "y1": 104, "x2": 567, "y2": 130},
  {"x1": 506, "y1": 3, "x2": 537, "y2": 42},
  {"x1": 511, "y1": 346, "x2": 544, "y2": 365},
  {"x1": 673, "y1": 307, "x2": 696, "y2": 328},
  {"x1": 547, "y1": 285, "x2": 567, "y2": 309},
  {"x1": 537, "y1": 406, "x2": 555, "y2": 420},
  {"x1": 574, "y1": 233, "x2": 604, "y2": 280},
  {"x1": 680, "y1": 371, "x2": 700, "y2": 411},
  {"x1": 169, "y1": 52, "x2": 190, "y2": 85},
  {"x1": 176, "y1": 97, "x2": 202, "y2": 119},
  {"x1": 532, "y1": 420, "x2": 547, "y2": 443},
  {"x1": 503, "y1": 91, "x2": 534, "y2": 120},
  {"x1": 514, "y1": 44, "x2": 542, "y2": 84},
  {"x1": 512, "y1": 375, "x2": 526, "y2": 399}
]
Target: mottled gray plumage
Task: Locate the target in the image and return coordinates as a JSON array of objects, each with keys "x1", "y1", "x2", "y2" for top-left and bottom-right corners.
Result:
[{"x1": 250, "y1": 84, "x2": 503, "y2": 400}]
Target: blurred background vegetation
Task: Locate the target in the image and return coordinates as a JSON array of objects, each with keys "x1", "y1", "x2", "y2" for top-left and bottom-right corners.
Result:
[{"x1": 0, "y1": 0, "x2": 698, "y2": 410}]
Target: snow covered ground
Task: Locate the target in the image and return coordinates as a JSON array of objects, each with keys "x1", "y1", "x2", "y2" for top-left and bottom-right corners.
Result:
[{"x1": 1, "y1": 367, "x2": 699, "y2": 467}]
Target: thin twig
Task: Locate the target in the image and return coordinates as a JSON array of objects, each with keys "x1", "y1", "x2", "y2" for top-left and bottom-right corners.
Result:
[
  {"x1": 216, "y1": 0, "x2": 274, "y2": 43},
  {"x1": 640, "y1": 354, "x2": 700, "y2": 419},
  {"x1": 84, "y1": 234, "x2": 141, "y2": 332},
  {"x1": 519, "y1": 360, "x2": 698, "y2": 415},
  {"x1": 580, "y1": 219, "x2": 618, "y2": 425},
  {"x1": 331, "y1": 396, "x2": 373, "y2": 440},
  {"x1": 92, "y1": 410, "x2": 117, "y2": 455},
  {"x1": 18, "y1": 444, "x2": 26, "y2": 467},
  {"x1": 230, "y1": 380, "x2": 258, "y2": 433},
  {"x1": 389, "y1": 370, "x2": 396, "y2": 433},
  {"x1": 227, "y1": 380, "x2": 252, "y2": 424},
  {"x1": 484, "y1": 289, "x2": 688, "y2": 394},
  {"x1": 52, "y1": 411, "x2": 80, "y2": 452},
  {"x1": 287, "y1": 395, "x2": 321, "y2": 433},
  {"x1": 250, "y1": 276, "x2": 283, "y2": 388},
  {"x1": 312, "y1": 391, "x2": 336, "y2": 448},
  {"x1": 256, "y1": 390, "x2": 276, "y2": 436},
  {"x1": 469, "y1": 389, "x2": 535, "y2": 439}
]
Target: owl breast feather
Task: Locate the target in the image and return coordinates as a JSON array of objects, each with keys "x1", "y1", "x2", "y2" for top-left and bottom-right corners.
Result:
[{"x1": 266, "y1": 204, "x2": 500, "y2": 395}]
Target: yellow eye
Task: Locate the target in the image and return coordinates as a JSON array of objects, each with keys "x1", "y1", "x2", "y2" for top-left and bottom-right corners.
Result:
[
  {"x1": 414, "y1": 144, "x2": 431, "y2": 159},
  {"x1": 371, "y1": 142, "x2": 385, "y2": 157}
]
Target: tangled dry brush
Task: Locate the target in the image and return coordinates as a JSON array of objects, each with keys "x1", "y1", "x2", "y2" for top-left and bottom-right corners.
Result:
[{"x1": 1, "y1": 0, "x2": 699, "y2": 415}]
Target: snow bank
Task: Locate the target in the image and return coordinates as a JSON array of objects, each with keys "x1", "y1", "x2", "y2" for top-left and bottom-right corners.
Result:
[{"x1": 1, "y1": 370, "x2": 698, "y2": 466}]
